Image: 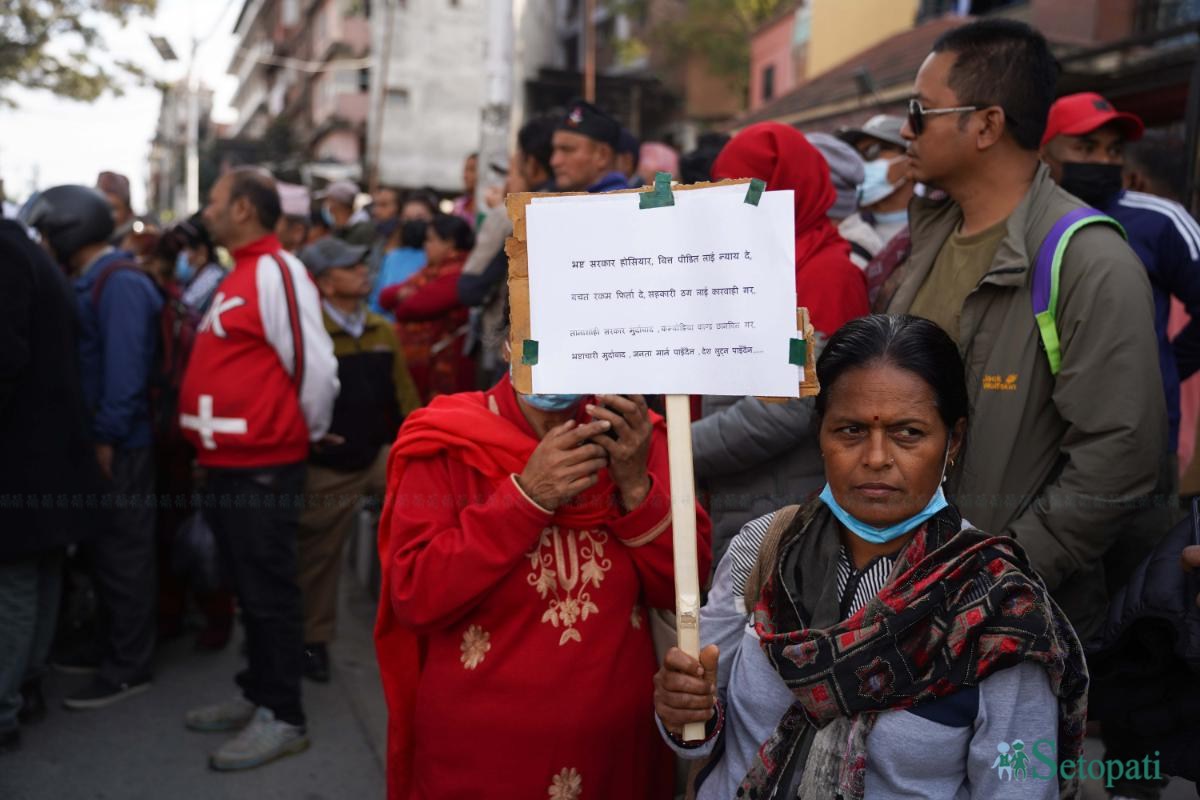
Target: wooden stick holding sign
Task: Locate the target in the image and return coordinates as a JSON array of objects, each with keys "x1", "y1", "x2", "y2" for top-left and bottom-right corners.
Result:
[
  {"x1": 506, "y1": 175, "x2": 816, "y2": 742},
  {"x1": 664, "y1": 393, "x2": 704, "y2": 740}
]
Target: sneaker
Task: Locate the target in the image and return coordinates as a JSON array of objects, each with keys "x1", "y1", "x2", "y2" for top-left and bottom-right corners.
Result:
[
  {"x1": 62, "y1": 676, "x2": 150, "y2": 710},
  {"x1": 302, "y1": 643, "x2": 330, "y2": 683},
  {"x1": 185, "y1": 695, "x2": 256, "y2": 733},
  {"x1": 208, "y1": 707, "x2": 308, "y2": 771}
]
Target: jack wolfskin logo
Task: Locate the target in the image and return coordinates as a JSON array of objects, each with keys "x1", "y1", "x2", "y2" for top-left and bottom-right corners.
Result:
[{"x1": 982, "y1": 373, "x2": 1018, "y2": 392}]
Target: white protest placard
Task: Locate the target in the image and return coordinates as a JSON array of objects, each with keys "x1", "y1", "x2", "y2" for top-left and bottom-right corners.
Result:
[
  {"x1": 524, "y1": 186, "x2": 800, "y2": 397},
  {"x1": 506, "y1": 178, "x2": 812, "y2": 743}
]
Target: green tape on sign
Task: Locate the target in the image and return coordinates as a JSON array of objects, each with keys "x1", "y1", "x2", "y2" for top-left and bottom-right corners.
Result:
[
  {"x1": 522, "y1": 339, "x2": 539, "y2": 365},
  {"x1": 744, "y1": 178, "x2": 766, "y2": 206},
  {"x1": 789, "y1": 338, "x2": 806, "y2": 366},
  {"x1": 639, "y1": 171, "x2": 675, "y2": 209}
]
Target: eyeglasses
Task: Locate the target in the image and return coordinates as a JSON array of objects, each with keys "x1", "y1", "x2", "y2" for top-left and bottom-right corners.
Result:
[{"x1": 907, "y1": 98, "x2": 979, "y2": 136}]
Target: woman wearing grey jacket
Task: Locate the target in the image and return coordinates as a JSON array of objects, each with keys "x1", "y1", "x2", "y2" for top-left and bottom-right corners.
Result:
[{"x1": 655, "y1": 315, "x2": 1088, "y2": 799}]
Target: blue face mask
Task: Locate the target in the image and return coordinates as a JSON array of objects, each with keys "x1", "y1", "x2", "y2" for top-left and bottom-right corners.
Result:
[
  {"x1": 175, "y1": 251, "x2": 194, "y2": 283},
  {"x1": 508, "y1": 362, "x2": 584, "y2": 412},
  {"x1": 521, "y1": 393, "x2": 585, "y2": 412},
  {"x1": 870, "y1": 208, "x2": 908, "y2": 227},
  {"x1": 819, "y1": 483, "x2": 949, "y2": 544},
  {"x1": 321, "y1": 205, "x2": 335, "y2": 228},
  {"x1": 859, "y1": 158, "x2": 907, "y2": 208}
]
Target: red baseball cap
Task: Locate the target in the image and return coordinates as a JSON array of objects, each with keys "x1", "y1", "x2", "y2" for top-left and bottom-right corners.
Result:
[{"x1": 1041, "y1": 92, "x2": 1144, "y2": 147}]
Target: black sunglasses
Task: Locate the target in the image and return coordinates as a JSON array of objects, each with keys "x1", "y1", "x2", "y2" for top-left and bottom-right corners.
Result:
[{"x1": 907, "y1": 98, "x2": 979, "y2": 136}]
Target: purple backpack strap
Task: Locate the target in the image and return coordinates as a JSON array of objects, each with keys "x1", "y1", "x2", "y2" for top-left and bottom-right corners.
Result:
[{"x1": 1031, "y1": 208, "x2": 1124, "y2": 374}]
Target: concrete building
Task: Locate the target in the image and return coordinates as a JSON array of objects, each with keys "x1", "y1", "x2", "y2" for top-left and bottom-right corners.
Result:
[
  {"x1": 748, "y1": 0, "x2": 920, "y2": 114},
  {"x1": 738, "y1": 0, "x2": 1200, "y2": 206},
  {"x1": 367, "y1": 0, "x2": 488, "y2": 192},
  {"x1": 226, "y1": 0, "x2": 371, "y2": 184},
  {"x1": 147, "y1": 81, "x2": 214, "y2": 220}
]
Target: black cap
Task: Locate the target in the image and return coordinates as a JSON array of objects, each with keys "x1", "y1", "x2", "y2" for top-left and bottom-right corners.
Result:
[
  {"x1": 617, "y1": 128, "x2": 640, "y2": 155},
  {"x1": 299, "y1": 236, "x2": 368, "y2": 277},
  {"x1": 557, "y1": 99, "x2": 621, "y2": 148}
]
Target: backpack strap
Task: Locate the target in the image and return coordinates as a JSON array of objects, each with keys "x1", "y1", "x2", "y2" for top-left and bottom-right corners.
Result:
[
  {"x1": 268, "y1": 253, "x2": 304, "y2": 390},
  {"x1": 1031, "y1": 208, "x2": 1125, "y2": 375},
  {"x1": 89, "y1": 258, "x2": 152, "y2": 309},
  {"x1": 743, "y1": 504, "x2": 802, "y2": 609},
  {"x1": 848, "y1": 240, "x2": 874, "y2": 264}
]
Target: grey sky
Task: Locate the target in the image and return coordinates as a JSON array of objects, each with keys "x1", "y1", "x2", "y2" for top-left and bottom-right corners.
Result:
[{"x1": 0, "y1": 0, "x2": 240, "y2": 210}]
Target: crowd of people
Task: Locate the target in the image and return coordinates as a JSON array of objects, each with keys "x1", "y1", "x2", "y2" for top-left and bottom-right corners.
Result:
[{"x1": 2, "y1": 14, "x2": 1200, "y2": 800}]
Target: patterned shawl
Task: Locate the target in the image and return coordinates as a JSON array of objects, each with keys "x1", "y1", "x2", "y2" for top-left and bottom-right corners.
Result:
[{"x1": 740, "y1": 501, "x2": 1089, "y2": 799}]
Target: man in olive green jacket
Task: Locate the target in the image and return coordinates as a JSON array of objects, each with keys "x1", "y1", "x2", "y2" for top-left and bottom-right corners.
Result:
[{"x1": 879, "y1": 20, "x2": 1170, "y2": 641}]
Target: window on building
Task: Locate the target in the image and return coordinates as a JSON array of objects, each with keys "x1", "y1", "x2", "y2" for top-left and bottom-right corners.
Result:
[
  {"x1": 762, "y1": 65, "x2": 776, "y2": 102},
  {"x1": 359, "y1": 67, "x2": 370, "y2": 93}
]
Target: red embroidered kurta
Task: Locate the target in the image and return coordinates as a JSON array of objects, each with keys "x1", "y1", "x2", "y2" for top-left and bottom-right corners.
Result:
[{"x1": 375, "y1": 377, "x2": 712, "y2": 800}]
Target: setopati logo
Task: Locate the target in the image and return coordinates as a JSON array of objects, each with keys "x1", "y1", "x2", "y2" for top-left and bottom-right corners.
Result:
[{"x1": 991, "y1": 740, "x2": 1162, "y2": 788}]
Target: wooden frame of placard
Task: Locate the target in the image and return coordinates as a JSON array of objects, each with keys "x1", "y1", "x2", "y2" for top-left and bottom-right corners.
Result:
[
  {"x1": 504, "y1": 180, "x2": 819, "y2": 400},
  {"x1": 504, "y1": 178, "x2": 818, "y2": 740}
]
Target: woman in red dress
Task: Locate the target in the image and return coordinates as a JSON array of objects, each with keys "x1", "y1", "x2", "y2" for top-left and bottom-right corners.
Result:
[
  {"x1": 379, "y1": 213, "x2": 476, "y2": 402},
  {"x1": 374, "y1": 375, "x2": 713, "y2": 799}
]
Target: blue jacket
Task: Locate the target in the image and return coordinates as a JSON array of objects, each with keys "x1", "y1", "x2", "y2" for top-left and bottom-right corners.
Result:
[
  {"x1": 74, "y1": 250, "x2": 163, "y2": 449},
  {"x1": 1100, "y1": 190, "x2": 1200, "y2": 451},
  {"x1": 588, "y1": 171, "x2": 632, "y2": 193},
  {"x1": 369, "y1": 246, "x2": 426, "y2": 320}
]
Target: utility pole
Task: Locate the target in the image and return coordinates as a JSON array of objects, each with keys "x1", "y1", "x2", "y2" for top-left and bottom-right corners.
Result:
[
  {"x1": 583, "y1": 0, "x2": 596, "y2": 102},
  {"x1": 186, "y1": 36, "x2": 201, "y2": 215},
  {"x1": 477, "y1": 0, "x2": 513, "y2": 210},
  {"x1": 370, "y1": 0, "x2": 398, "y2": 191}
]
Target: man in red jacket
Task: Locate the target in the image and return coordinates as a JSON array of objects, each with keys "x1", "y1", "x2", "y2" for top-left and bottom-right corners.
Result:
[{"x1": 178, "y1": 167, "x2": 339, "y2": 770}]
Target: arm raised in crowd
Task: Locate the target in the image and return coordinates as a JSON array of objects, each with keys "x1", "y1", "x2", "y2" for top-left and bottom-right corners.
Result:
[
  {"x1": 388, "y1": 269, "x2": 464, "y2": 321},
  {"x1": 457, "y1": 247, "x2": 507, "y2": 307},
  {"x1": 1008, "y1": 226, "x2": 1167, "y2": 591}
]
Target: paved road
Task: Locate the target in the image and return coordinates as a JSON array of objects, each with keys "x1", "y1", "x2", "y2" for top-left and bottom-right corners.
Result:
[
  {"x1": 1, "y1": 573, "x2": 386, "y2": 800},
  {"x1": 3, "y1": 556, "x2": 1195, "y2": 800}
]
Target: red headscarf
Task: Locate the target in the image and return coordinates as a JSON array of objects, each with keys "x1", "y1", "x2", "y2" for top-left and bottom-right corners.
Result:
[{"x1": 711, "y1": 122, "x2": 868, "y2": 337}]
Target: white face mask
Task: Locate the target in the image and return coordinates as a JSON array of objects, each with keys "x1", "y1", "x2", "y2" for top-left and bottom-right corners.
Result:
[{"x1": 859, "y1": 157, "x2": 908, "y2": 207}]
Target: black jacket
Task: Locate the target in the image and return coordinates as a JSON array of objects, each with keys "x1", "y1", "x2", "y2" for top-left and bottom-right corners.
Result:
[
  {"x1": 1086, "y1": 506, "x2": 1200, "y2": 783},
  {"x1": 308, "y1": 310, "x2": 419, "y2": 473},
  {"x1": 0, "y1": 220, "x2": 101, "y2": 560}
]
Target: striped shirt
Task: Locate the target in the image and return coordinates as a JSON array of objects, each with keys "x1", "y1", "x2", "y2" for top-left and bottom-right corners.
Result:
[
  {"x1": 727, "y1": 508, "x2": 986, "y2": 617},
  {"x1": 726, "y1": 510, "x2": 893, "y2": 618}
]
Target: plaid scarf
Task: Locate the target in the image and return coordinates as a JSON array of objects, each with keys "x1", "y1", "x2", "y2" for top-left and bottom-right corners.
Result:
[{"x1": 740, "y1": 501, "x2": 1089, "y2": 799}]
